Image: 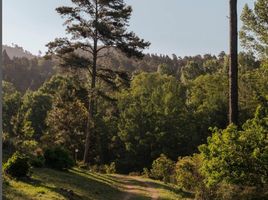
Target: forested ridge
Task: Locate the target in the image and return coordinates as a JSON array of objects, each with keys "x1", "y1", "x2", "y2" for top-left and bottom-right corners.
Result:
[{"x1": 3, "y1": 0, "x2": 268, "y2": 199}]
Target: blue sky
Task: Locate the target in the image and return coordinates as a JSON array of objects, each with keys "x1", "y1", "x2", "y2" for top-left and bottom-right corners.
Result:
[{"x1": 3, "y1": 0, "x2": 254, "y2": 56}]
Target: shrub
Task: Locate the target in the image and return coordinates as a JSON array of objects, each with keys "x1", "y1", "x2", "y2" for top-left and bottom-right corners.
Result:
[
  {"x1": 3, "y1": 151, "x2": 30, "y2": 178},
  {"x1": 30, "y1": 155, "x2": 45, "y2": 168},
  {"x1": 20, "y1": 140, "x2": 38, "y2": 154},
  {"x1": 174, "y1": 154, "x2": 214, "y2": 199},
  {"x1": 175, "y1": 154, "x2": 204, "y2": 192},
  {"x1": 89, "y1": 165, "x2": 106, "y2": 173},
  {"x1": 198, "y1": 99, "x2": 268, "y2": 198},
  {"x1": 199, "y1": 122, "x2": 268, "y2": 187},
  {"x1": 150, "y1": 154, "x2": 175, "y2": 183},
  {"x1": 105, "y1": 162, "x2": 116, "y2": 174},
  {"x1": 44, "y1": 147, "x2": 75, "y2": 170},
  {"x1": 142, "y1": 168, "x2": 150, "y2": 178},
  {"x1": 213, "y1": 184, "x2": 268, "y2": 200}
]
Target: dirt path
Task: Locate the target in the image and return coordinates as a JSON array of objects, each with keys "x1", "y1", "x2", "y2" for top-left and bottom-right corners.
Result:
[
  {"x1": 112, "y1": 175, "x2": 159, "y2": 200},
  {"x1": 132, "y1": 176, "x2": 159, "y2": 200}
]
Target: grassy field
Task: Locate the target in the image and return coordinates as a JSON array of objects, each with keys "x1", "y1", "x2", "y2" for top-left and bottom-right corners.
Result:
[{"x1": 3, "y1": 167, "x2": 193, "y2": 200}]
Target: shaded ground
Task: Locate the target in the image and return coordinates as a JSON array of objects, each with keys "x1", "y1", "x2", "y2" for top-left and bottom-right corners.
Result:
[{"x1": 3, "y1": 168, "x2": 192, "y2": 200}]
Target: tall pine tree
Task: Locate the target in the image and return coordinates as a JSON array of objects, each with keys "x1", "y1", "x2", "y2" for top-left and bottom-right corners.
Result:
[{"x1": 46, "y1": 0, "x2": 150, "y2": 164}]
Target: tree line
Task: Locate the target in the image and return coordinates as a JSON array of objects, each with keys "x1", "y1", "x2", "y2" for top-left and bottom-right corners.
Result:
[{"x1": 2, "y1": 0, "x2": 268, "y2": 198}]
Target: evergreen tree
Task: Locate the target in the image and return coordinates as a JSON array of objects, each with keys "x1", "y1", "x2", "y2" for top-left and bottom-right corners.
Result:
[
  {"x1": 46, "y1": 0, "x2": 150, "y2": 164},
  {"x1": 240, "y1": 0, "x2": 268, "y2": 58}
]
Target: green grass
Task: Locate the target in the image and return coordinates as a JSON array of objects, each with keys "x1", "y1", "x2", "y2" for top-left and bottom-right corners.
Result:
[{"x1": 3, "y1": 168, "x2": 192, "y2": 200}]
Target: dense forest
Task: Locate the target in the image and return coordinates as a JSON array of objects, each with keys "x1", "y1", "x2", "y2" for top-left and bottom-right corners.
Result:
[{"x1": 2, "y1": 0, "x2": 268, "y2": 199}]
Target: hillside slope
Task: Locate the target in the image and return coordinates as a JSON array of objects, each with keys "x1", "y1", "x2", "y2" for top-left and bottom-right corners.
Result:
[
  {"x1": 3, "y1": 168, "x2": 192, "y2": 200},
  {"x1": 3, "y1": 44, "x2": 36, "y2": 59}
]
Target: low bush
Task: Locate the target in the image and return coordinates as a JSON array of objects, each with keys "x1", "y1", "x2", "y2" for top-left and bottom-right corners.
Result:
[
  {"x1": 175, "y1": 154, "x2": 214, "y2": 199},
  {"x1": 150, "y1": 154, "x2": 175, "y2": 183},
  {"x1": 89, "y1": 164, "x2": 106, "y2": 173},
  {"x1": 44, "y1": 146, "x2": 75, "y2": 170},
  {"x1": 3, "y1": 151, "x2": 30, "y2": 178},
  {"x1": 142, "y1": 168, "x2": 150, "y2": 178},
  {"x1": 105, "y1": 162, "x2": 116, "y2": 174},
  {"x1": 175, "y1": 154, "x2": 204, "y2": 192},
  {"x1": 213, "y1": 184, "x2": 268, "y2": 200}
]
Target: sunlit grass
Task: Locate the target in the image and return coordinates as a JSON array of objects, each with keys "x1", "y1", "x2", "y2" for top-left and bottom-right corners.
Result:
[{"x1": 3, "y1": 167, "x2": 192, "y2": 200}]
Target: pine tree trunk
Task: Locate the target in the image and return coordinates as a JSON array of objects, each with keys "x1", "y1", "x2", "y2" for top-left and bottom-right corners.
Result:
[
  {"x1": 229, "y1": 0, "x2": 238, "y2": 125},
  {"x1": 83, "y1": 48, "x2": 97, "y2": 164},
  {"x1": 83, "y1": 0, "x2": 99, "y2": 164}
]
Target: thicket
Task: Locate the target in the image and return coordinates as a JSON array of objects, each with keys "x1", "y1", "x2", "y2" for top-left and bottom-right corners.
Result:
[{"x1": 3, "y1": 152, "x2": 30, "y2": 178}]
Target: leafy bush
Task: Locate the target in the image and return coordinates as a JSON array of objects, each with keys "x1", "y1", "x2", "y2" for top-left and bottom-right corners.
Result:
[
  {"x1": 199, "y1": 99, "x2": 268, "y2": 187},
  {"x1": 105, "y1": 162, "x2": 116, "y2": 174},
  {"x1": 213, "y1": 184, "x2": 268, "y2": 200},
  {"x1": 150, "y1": 154, "x2": 175, "y2": 183},
  {"x1": 175, "y1": 154, "x2": 204, "y2": 191},
  {"x1": 3, "y1": 151, "x2": 30, "y2": 178},
  {"x1": 89, "y1": 164, "x2": 106, "y2": 173},
  {"x1": 44, "y1": 147, "x2": 75, "y2": 170},
  {"x1": 175, "y1": 154, "x2": 214, "y2": 199},
  {"x1": 142, "y1": 168, "x2": 150, "y2": 178}
]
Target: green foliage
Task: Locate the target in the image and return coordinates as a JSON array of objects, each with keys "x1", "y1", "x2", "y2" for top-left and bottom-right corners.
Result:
[
  {"x1": 3, "y1": 152, "x2": 30, "y2": 178},
  {"x1": 142, "y1": 168, "x2": 151, "y2": 178},
  {"x1": 44, "y1": 99, "x2": 88, "y2": 158},
  {"x1": 2, "y1": 81, "x2": 21, "y2": 137},
  {"x1": 47, "y1": 0, "x2": 150, "y2": 60},
  {"x1": 188, "y1": 73, "x2": 228, "y2": 144},
  {"x1": 175, "y1": 154, "x2": 204, "y2": 192},
  {"x1": 118, "y1": 72, "x2": 190, "y2": 171},
  {"x1": 181, "y1": 61, "x2": 204, "y2": 82},
  {"x1": 20, "y1": 90, "x2": 52, "y2": 140},
  {"x1": 238, "y1": 52, "x2": 260, "y2": 71},
  {"x1": 199, "y1": 98, "x2": 268, "y2": 187},
  {"x1": 20, "y1": 140, "x2": 39, "y2": 154},
  {"x1": 157, "y1": 64, "x2": 175, "y2": 76},
  {"x1": 104, "y1": 162, "x2": 117, "y2": 174},
  {"x1": 44, "y1": 147, "x2": 75, "y2": 170},
  {"x1": 240, "y1": 0, "x2": 268, "y2": 58},
  {"x1": 150, "y1": 154, "x2": 175, "y2": 183},
  {"x1": 212, "y1": 184, "x2": 268, "y2": 200},
  {"x1": 39, "y1": 75, "x2": 89, "y2": 105}
]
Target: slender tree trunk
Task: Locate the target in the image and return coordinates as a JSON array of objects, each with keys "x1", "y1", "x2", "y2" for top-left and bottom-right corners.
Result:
[
  {"x1": 229, "y1": 0, "x2": 238, "y2": 125},
  {"x1": 83, "y1": 40, "x2": 97, "y2": 164},
  {"x1": 83, "y1": 0, "x2": 99, "y2": 164}
]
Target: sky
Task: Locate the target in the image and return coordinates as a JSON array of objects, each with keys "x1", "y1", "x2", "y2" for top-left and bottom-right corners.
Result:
[{"x1": 3, "y1": 0, "x2": 255, "y2": 57}]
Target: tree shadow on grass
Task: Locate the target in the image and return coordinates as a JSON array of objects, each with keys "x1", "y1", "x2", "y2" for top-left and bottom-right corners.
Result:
[
  {"x1": 143, "y1": 180, "x2": 194, "y2": 199},
  {"x1": 3, "y1": 186, "x2": 33, "y2": 200},
  {"x1": 20, "y1": 168, "x2": 151, "y2": 200}
]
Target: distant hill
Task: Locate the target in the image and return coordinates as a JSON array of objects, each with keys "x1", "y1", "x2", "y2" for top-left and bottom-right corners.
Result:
[{"x1": 2, "y1": 44, "x2": 36, "y2": 59}]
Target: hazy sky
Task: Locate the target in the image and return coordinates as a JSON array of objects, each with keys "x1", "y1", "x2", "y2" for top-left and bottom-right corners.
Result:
[{"x1": 3, "y1": 0, "x2": 254, "y2": 56}]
